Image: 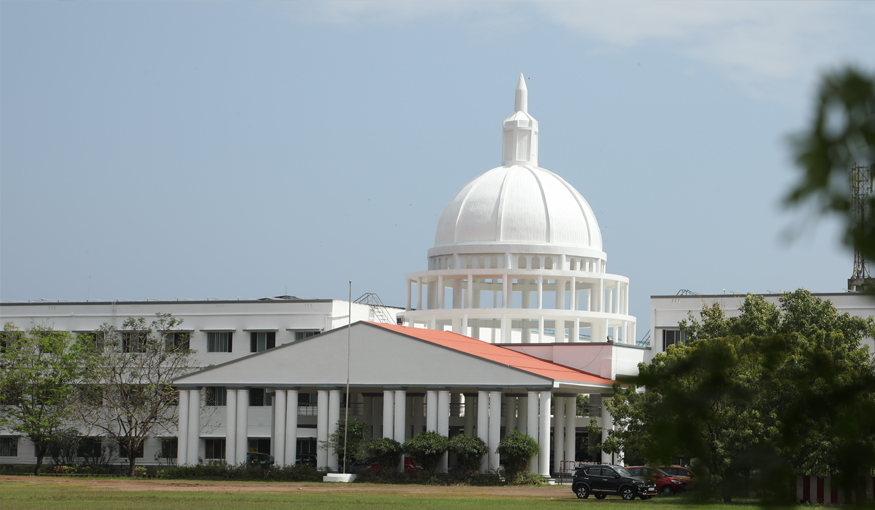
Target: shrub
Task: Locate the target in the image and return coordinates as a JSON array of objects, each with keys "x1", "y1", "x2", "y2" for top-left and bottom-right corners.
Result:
[
  {"x1": 447, "y1": 433, "x2": 488, "y2": 473},
  {"x1": 367, "y1": 437, "x2": 402, "y2": 475},
  {"x1": 496, "y1": 429, "x2": 539, "y2": 482},
  {"x1": 403, "y1": 431, "x2": 449, "y2": 476}
]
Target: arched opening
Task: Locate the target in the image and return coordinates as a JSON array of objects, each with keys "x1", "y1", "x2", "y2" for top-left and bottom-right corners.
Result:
[
  {"x1": 545, "y1": 257, "x2": 554, "y2": 270},
  {"x1": 518, "y1": 256, "x2": 527, "y2": 269},
  {"x1": 532, "y1": 256, "x2": 541, "y2": 269}
]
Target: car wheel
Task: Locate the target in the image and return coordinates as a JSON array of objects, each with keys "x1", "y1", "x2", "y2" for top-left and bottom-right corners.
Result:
[
  {"x1": 595, "y1": 494, "x2": 607, "y2": 499},
  {"x1": 621, "y1": 487, "x2": 635, "y2": 500},
  {"x1": 661, "y1": 485, "x2": 674, "y2": 495},
  {"x1": 574, "y1": 484, "x2": 590, "y2": 499}
]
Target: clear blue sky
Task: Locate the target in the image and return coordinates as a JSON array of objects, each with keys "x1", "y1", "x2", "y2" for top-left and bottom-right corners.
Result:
[{"x1": 2, "y1": 1, "x2": 873, "y2": 337}]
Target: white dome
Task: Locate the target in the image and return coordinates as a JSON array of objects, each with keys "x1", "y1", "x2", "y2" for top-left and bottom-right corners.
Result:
[{"x1": 434, "y1": 165, "x2": 603, "y2": 250}]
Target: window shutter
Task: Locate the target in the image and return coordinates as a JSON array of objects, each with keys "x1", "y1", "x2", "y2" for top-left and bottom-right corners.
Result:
[
  {"x1": 267, "y1": 332, "x2": 275, "y2": 350},
  {"x1": 250, "y1": 332, "x2": 257, "y2": 353}
]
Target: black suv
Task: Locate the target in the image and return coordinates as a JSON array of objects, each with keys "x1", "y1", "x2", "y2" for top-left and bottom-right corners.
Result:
[{"x1": 572, "y1": 464, "x2": 657, "y2": 500}]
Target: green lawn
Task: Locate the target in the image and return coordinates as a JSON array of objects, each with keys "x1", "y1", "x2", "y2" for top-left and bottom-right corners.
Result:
[{"x1": 0, "y1": 478, "x2": 816, "y2": 510}]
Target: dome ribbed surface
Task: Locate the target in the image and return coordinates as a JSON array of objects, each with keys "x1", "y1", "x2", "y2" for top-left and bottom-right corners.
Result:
[{"x1": 434, "y1": 165, "x2": 602, "y2": 250}]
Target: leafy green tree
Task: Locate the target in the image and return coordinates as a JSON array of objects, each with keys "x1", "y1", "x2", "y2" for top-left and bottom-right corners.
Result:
[
  {"x1": 786, "y1": 67, "x2": 875, "y2": 282},
  {"x1": 402, "y1": 431, "x2": 449, "y2": 475},
  {"x1": 74, "y1": 314, "x2": 200, "y2": 477},
  {"x1": 496, "y1": 429, "x2": 539, "y2": 482},
  {"x1": 0, "y1": 324, "x2": 95, "y2": 475},
  {"x1": 367, "y1": 437, "x2": 402, "y2": 475},
  {"x1": 615, "y1": 290, "x2": 875, "y2": 503},
  {"x1": 447, "y1": 433, "x2": 488, "y2": 473},
  {"x1": 319, "y1": 417, "x2": 370, "y2": 472}
]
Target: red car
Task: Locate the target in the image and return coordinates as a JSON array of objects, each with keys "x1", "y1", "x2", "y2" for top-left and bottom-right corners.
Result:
[{"x1": 626, "y1": 466, "x2": 687, "y2": 495}]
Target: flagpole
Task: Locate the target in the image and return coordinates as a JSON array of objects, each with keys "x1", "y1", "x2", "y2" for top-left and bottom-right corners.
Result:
[{"x1": 342, "y1": 280, "x2": 351, "y2": 474}]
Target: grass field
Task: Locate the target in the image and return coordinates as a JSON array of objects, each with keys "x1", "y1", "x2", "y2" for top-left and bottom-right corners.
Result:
[{"x1": 0, "y1": 477, "x2": 817, "y2": 510}]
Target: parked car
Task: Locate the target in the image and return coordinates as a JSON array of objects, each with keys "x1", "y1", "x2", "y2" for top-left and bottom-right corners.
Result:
[
  {"x1": 245, "y1": 452, "x2": 274, "y2": 468},
  {"x1": 572, "y1": 464, "x2": 657, "y2": 500},
  {"x1": 295, "y1": 454, "x2": 317, "y2": 466},
  {"x1": 655, "y1": 465, "x2": 699, "y2": 490},
  {"x1": 626, "y1": 466, "x2": 687, "y2": 495}
]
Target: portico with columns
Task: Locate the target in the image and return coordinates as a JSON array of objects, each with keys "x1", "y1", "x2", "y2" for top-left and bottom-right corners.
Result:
[{"x1": 173, "y1": 321, "x2": 618, "y2": 475}]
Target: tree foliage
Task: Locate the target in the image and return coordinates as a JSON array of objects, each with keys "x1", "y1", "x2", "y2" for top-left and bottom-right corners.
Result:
[
  {"x1": 495, "y1": 429, "x2": 539, "y2": 482},
  {"x1": 367, "y1": 437, "x2": 402, "y2": 475},
  {"x1": 402, "y1": 431, "x2": 449, "y2": 476},
  {"x1": 447, "y1": 433, "x2": 488, "y2": 473},
  {"x1": 786, "y1": 66, "x2": 875, "y2": 287},
  {"x1": 319, "y1": 417, "x2": 370, "y2": 472},
  {"x1": 73, "y1": 314, "x2": 199, "y2": 477},
  {"x1": 0, "y1": 324, "x2": 95, "y2": 475},
  {"x1": 602, "y1": 290, "x2": 875, "y2": 503}
]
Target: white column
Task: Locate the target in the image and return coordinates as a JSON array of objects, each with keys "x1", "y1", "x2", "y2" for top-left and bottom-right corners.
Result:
[
  {"x1": 225, "y1": 389, "x2": 237, "y2": 465},
  {"x1": 177, "y1": 389, "x2": 190, "y2": 466},
  {"x1": 416, "y1": 277, "x2": 423, "y2": 310},
  {"x1": 437, "y1": 275, "x2": 444, "y2": 309},
  {"x1": 382, "y1": 390, "x2": 394, "y2": 439},
  {"x1": 598, "y1": 278, "x2": 604, "y2": 312},
  {"x1": 501, "y1": 314, "x2": 509, "y2": 343},
  {"x1": 316, "y1": 389, "x2": 329, "y2": 468},
  {"x1": 517, "y1": 395, "x2": 528, "y2": 434},
  {"x1": 187, "y1": 388, "x2": 200, "y2": 465},
  {"x1": 553, "y1": 396, "x2": 564, "y2": 473},
  {"x1": 328, "y1": 389, "x2": 341, "y2": 471},
  {"x1": 502, "y1": 276, "x2": 509, "y2": 308},
  {"x1": 464, "y1": 394, "x2": 475, "y2": 436},
  {"x1": 538, "y1": 315, "x2": 545, "y2": 344},
  {"x1": 538, "y1": 391, "x2": 551, "y2": 477},
  {"x1": 570, "y1": 277, "x2": 577, "y2": 310},
  {"x1": 477, "y1": 390, "x2": 489, "y2": 472},
  {"x1": 467, "y1": 275, "x2": 473, "y2": 308},
  {"x1": 236, "y1": 389, "x2": 249, "y2": 464},
  {"x1": 601, "y1": 396, "x2": 613, "y2": 464},
  {"x1": 614, "y1": 283, "x2": 620, "y2": 315},
  {"x1": 565, "y1": 396, "x2": 577, "y2": 468},
  {"x1": 527, "y1": 391, "x2": 539, "y2": 473},
  {"x1": 536, "y1": 277, "x2": 543, "y2": 309},
  {"x1": 285, "y1": 389, "x2": 299, "y2": 465},
  {"x1": 453, "y1": 278, "x2": 462, "y2": 309},
  {"x1": 426, "y1": 390, "x2": 438, "y2": 431},
  {"x1": 273, "y1": 389, "x2": 287, "y2": 466},
  {"x1": 406, "y1": 280, "x2": 412, "y2": 311},
  {"x1": 556, "y1": 278, "x2": 565, "y2": 310},
  {"x1": 488, "y1": 390, "x2": 501, "y2": 471},
  {"x1": 437, "y1": 390, "x2": 450, "y2": 472},
  {"x1": 572, "y1": 317, "x2": 580, "y2": 343},
  {"x1": 393, "y1": 389, "x2": 407, "y2": 443}
]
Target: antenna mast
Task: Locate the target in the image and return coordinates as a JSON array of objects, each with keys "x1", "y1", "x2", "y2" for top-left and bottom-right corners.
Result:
[{"x1": 849, "y1": 162, "x2": 874, "y2": 291}]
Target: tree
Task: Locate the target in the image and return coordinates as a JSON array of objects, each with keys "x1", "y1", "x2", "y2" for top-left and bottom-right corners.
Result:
[
  {"x1": 0, "y1": 324, "x2": 95, "y2": 475},
  {"x1": 611, "y1": 290, "x2": 875, "y2": 503},
  {"x1": 447, "y1": 433, "x2": 488, "y2": 473},
  {"x1": 402, "y1": 431, "x2": 449, "y2": 476},
  {"x1": 319, "y1": 417, "x2": 370, "y2": 472},
  {"x1": 786, "y1": 67, "x2": 875, "y2": 289},
  {"x1": 367, "y1": 437, "x2": 402, "y2": 475},
  {"x1": 495, "y1": 429, "x2": 539, "y2": 482},
  {"x1": 74, "y1": 313, "x2": 199, "y2": 477}
]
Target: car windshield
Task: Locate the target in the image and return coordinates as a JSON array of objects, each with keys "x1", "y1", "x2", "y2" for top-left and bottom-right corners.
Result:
[
  {"x1": 614, "y1": 466, "x2": 633, "y2": 477},
  {"x1": 655, "y1": 468, "x2": 670, "y2": 476}
]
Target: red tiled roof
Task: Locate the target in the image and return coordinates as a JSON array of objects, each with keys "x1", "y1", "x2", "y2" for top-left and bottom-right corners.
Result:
[{"x1": 367, "y1": 322, "x2": 618, "y2": 386}]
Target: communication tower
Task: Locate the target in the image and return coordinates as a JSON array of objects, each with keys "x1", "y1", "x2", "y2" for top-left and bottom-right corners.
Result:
[{"x1": 848, "y1": 162, "x2": 875, "y2": 291}]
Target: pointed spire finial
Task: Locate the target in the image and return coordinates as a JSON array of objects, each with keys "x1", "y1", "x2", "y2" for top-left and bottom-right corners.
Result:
[{"x1": 515, "y1": 73, "x2": 527, "y2": 113}]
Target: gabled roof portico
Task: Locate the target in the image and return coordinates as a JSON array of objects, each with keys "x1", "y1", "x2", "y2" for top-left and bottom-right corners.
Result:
[{"x1": 173, "y1": 322, "x2": 621, "y2": 475}]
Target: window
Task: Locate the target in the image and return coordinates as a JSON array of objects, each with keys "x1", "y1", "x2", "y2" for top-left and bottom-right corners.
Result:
[
  {"x1": 663, "y1": 329, "x2": 687, "y2": 350},
  {"x1": 205, "y1": 439, "x2": 225, "y2": 460},
  {"x1": 0, "y1": 437, "x2": 18, "y2": 457},
  {"x1": 248, "y1": 438, "x2": 270, "y2": 455},
  {"x1": 250, "y1": 332, "x2": 276, "y2": 353},
  {"x1": 295, "y1": 331, "x2": 319, "y2": 341},
  {"x1": 0, "y1": 331, "x2": 21, "y2": 353},
  {"x1": 77, "y1": 437, "x2": 102, "y2": 459},
  {"x1": 207, "y1": 332, "x2": 232, "y2": 353},
  {"x1": 78, "y1": 384, "x2": 104, "y2": 406},
  {"x1": 118, "y1": 440, "x2": 144, "y2": 459},
  {"x1": 122, "y1": 331, "x2": 148, "y2": 353},
  {"x1": 77, "y1": 331, "x2": 105, "y2": 351},
  {"x1": 249, "y1": 388, "x2": 272, "y2": 407},
  {"x1": 164, "y1": 332, "x2": 190, "y2": 350},
  {"x1": 160, "y1": 438, "x2": 177, "y2": 460},
  {"x1": 205, "y1": 387, "x2": 227, "y2": 407}
]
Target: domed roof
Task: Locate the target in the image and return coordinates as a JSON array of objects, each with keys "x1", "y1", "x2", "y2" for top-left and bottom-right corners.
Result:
[{"x1": 434, "y1": 165, "x2": 603, "y2": 250}]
